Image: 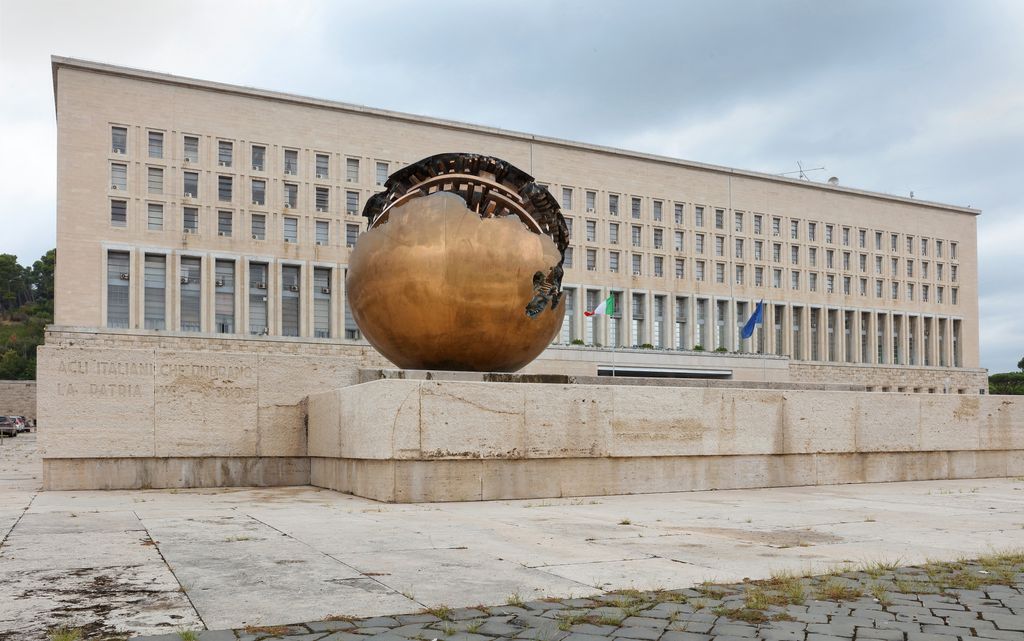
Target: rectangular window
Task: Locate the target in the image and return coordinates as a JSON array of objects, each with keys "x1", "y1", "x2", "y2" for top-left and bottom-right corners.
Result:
[
  {"x1": 735, "y1": 212, "x2": 744, "y2": 232},
  {"x1": 314, "y1": 267, "x2": 332, "y2": 338},
  {"x1": 144, "y1": 254, "x2": 165, "y2": 330},
  {"x1": 562, "y1": 187, "x2": 573, "y2": 210},
  {"x1": 565, "y1": 218, "x2": 573, "y2": 240},
  {"x1": 772, "y1": 217, "x2": 781, "y2": 236},
  {"x1": 653, "y1": 228, "x2": 663, "y2": 249},
  {"x1": 754, "y1": 240, "x2": 763, "y2": 260},
  {"x1": 148, "y1": 131, "x2": 163, "y2": 158},
  {"x1": 147, "y1": 203, "x2": 163, "y2": 230},
  {"x1": 892, "y1": 282, "x2": 899, "y2": 300},
  {"x1": 825, "y1": 224, "x2": 834, "y2": 243},
  {"x1": 316, "y1": 186, "x2": 329, "y2": 212},
  {"x1": 180, "y1": 256, "x2": 201, "y2": 332},
  {"x1": 734, "y1": 238, "x2": 744, "y2": 259},
  {"x1": 218, "y1": 175, "x2": 232, "y2": 202},
  {"x1": 906, "y1": 235, "x2": 913, "y2": 252},
  {"x1": 875, "y1": 255, "x2": 883, "y2": 274},
  {"x1": 842, "y1": 227, "x2": 850, "y2": 246},
  {"x1": 843, "y1": 252, "x2": 851, "y2": 270},
  {"x1": 790, "y1": 220, "x2": 799, "y2": 239},
  {"x1": 632, "y1": 253, "x2": 642, "y2": 276},
  {"x1": 632, "y1": 225, "x2": 642, "y2": 247},
  {"x1": 586, "y1": 248, "x2": 597, "y2": 271},
  {"x1": 735, "y1": 265, "x2": 744, "y2": 285},
  {"x1": 564, "y1": 247, "x2": 574, "y2": 269},
  {"x1": 907, "y1": 260, "x2": 915, "y2": 277},
  {"x1": 111, "y1": 163, "x2": 127, "y2": 190},
  {"x1": 936, "y1": 240, "x2": 944, "y2": 257},
  {"x1": 921, "y1": 238, "x2": 928, "y2": 255},
  {"x1": 251, "y1": 179, "x2": 266, "y2": 206},
  {"x1": 609, "y1": 251, "x2": 619, "y2": 273},
  {"x1": 952, "y1": 288, "x2": 958, "y2": 305},
  {"x1": 755, "y1": 266, "x2": 764, "y2": 286},
  {"x1": 808, "y1": 222, "x2": 817, "y2": 241},
  {"x1": 696, "y1": 234, "x2": 705, "y2": 254},
  {"x1": 283, "y1": 216, "x2": 298, "y2": 243},
  {"x1": 827, "y1": 274, "x2": 835, "y2": 293},
  {"x1": 376, "y1": 161, "x2": 388, "y2": 186},
  {"x1": 653, "y1": 200, "x2": 663, "y2": 221},
  {"x1": 346, "y1": 223, "x2": 360, "y2": 247},
  {"x1": 772, "y1": 268, "x2": 782, "y2": 288},
  {"x1": 183, "y1": 171, "x2": 198, "y2": 198},
  {"x1": 147, "y1": 166, "x2": 163, "y2": 194},
  {"x1": 249, "y1": 262, "x2": 269, "y2": 335},
  {"x1": 859, "y1": 230, "x2": 866, "y2": 248},
  {"x1": 875, "y1": 231, "x2": 883, "y2": 250},
  {"x1": 316, "y1": 153, "x2": 330, "y2": 179},
  {"x1": 715, "y1": 262, "x2": 725, "y2": 283},
  {"x1": 106, "y1": 251, "x2": 130, "y2": 328},
  {"x1": 809, "y1": 247, "x2": 817, "y2": 267},
  {"x1": 772, "y1": 243, "x2": 781, "y2": 262},
  {"x1": 251, "y1": 145, "x2": 266, "y2": 171},
  {"x1": 791, "y1": 271, "x2": 800, "y2": 290},
  {"x1": 754, "y1": 214, "x2": 763, "y2": 235},
  {"x1": 922, "y1": 284, "x2": 929, "y2": 302},
  {"x1": 346, "y1": 158, "x2": 359, "y2": 182},
  {"x1": 183, "y1": 206, "x2": 198, "y2": 233},
  {"x1": 631, "y1": 197, "x2": 641, "y2": 219},
  {"x1": 675, "y1": 230, "x2": 684, "y2": 252},
  {"x1": 215, "y1": 210, "x2": 232, "y2": 236},
  {"x1": 951, "y1": 242, "x2": 958, "y2": 259},
  {"x1": 695, "y1": 206, "x2": 705, "y2": 227},
  {"x1": 674, "y1": 203, "x2": 684, "y2": 225},
  {"x1": 654, "y1": 256, "x2": 664, "y2": 277},
  {"x1": 696, "y1": 260, "x2": 705, "y2": 282},
  {"x1": 346, "y1": 190, "x2": 359, "y2": 215},
  {"x1": 860, "y1": 278, "x2": 867, "y2": 296},
  {"x1": 183, "y1": 135, "x2": 199, "y2": 163},
  {"x1": 281, "y1": 265, "x2": 301, "y2": 336},
  {"x1": 251, "y1": 213, "x2": 266, "y2": 240},
  {"x1": 110, "y1": 199, "x2": 127, "y2": 227},
  {"x1": 891, "y1": 257, "x2": 899, "y2": 275},
  {"x1": 316, "y1": 220, "x2": 329, "y2": 245},
  {"x1": 810, "y1": 273, "x2": 819, "y2": 293},
  {"x1": 951, "y1": 265, "x2": 958, "y2": 282},
  {"x1": 586, "y1": 220, "x2": 597, "y2": 242},
  {"x1": 111, "y1": 126, "x2": 127, "y2": 154},
  {"x1": 675, "y1": 258, "x2": 685, "y2": 278},
  {"x1": 609, "y1": 194, "x2": 619, "y2": 216},
  {"x1": 284, "y1": 182, "x2": 298, "y2": 208},
  {"x1": 586, "y1": 190, "x2": 596, "y2": 211},
  {"x1": 218, "y1": 141, "x2": 233, "y2": 167},
  {"x1": 215, "y1": 259, "x2": 235, "y2": 333},
  {"x1": 609, "y1": 222, "x2": 619, "y2": 244},
  {"x1": 791, "y1": 245, "x2": 799, "y2": 265},
  {"x1": 843, "y1": 276, "x2": 851, "y2": 295},
  {"x1": 876, "y1": 279, "x2": 884, "y2": 298},
  {"x1": 715, "y1": 236, "x2": 724, "y2": 256},
  {"x1": 284, "y1": 149, "x2": 298, "y2": 175}
]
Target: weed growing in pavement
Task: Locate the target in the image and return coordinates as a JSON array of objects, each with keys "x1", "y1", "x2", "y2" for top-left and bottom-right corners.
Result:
[
  {"x1": 47, "y1": 627, "x2": 82, "y2": 641},
  {"x1": 869, "y1": 583, "x2": 893, "y2": 606},
  {"x1": 177, "y1": 630, "x2": 198, "y2": 641},
  {"x1": 618, "y1": 518, "x2": 632, "y2": 525},
  {"x1": 243, "y1": 626, "x2": 291, "y2": 636},
  {"x1": 506, "y1": 592, "x2": 525, "y2": 607},
  {"x1": 426, "y1": 604, "x2": 452, "y2": 621},
  {"x1": 815, "y1": 579, "x2": 863, "y2": 601}
]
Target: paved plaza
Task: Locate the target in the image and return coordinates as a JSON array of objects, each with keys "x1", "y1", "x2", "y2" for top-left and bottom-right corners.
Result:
[{"x1": 1, "y1": 434, "x2": 1023, "y2": 640}]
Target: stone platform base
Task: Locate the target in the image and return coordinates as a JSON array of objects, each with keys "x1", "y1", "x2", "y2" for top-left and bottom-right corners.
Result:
[
  {"x1": 42, "y1": 457, "x2": 310, "y2": 490},
  {"x1": 307, "y1": 378, "x2": 1023, "y2": 502}
]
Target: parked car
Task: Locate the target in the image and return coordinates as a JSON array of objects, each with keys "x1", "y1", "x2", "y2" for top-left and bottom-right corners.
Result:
[
  {"x1": 0, "y1": 416, "x2": 17, "y2": 438},
  {"x1": 12, "y1": 416, "x2": 30, "y2": 433}
]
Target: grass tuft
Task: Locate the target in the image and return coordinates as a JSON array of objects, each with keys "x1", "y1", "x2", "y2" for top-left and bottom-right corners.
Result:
[
  {"x1": 815, "y1": 579, "x2": 863, "y2": 601},
  {"x1": 425, "y1": 604, "x2": 452, "y2": 621},
  {"x1": 48, "y1": 627, "x2": 82, "y2": 641}
]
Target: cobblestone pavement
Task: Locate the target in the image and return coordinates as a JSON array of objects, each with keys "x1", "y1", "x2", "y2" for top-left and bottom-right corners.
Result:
[{"x1": 128, "y1": 554, "x2": 1024, "y2": 641}]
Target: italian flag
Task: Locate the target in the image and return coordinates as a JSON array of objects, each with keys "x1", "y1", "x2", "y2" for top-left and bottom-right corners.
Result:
[{"x1": 584, "y1": 294, "x2": 615, "y2": 317}]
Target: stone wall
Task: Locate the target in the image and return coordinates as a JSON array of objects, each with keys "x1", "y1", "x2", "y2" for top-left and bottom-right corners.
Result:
[
  {"x1": 790, "y1": 362, "x2": 988, "y2": 394},
  {"x1": 0, "y1": 380, "x2": 36, "y2": 418}
]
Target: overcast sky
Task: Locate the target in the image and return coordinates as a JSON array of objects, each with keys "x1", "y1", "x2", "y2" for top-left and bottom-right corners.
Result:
[{"x1": 1, "y1": 0, "x2": 1021, "y2": 372}]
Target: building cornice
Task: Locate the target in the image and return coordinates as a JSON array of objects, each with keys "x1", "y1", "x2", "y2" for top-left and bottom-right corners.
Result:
[{"x1": 51, "y1": 55, "x2": 981, "y2": 217}]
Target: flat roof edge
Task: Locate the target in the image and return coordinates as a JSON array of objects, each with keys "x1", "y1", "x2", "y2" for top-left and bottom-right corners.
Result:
[{"x1": 50, "y1": 55, "x2": 981, "y2": 216}]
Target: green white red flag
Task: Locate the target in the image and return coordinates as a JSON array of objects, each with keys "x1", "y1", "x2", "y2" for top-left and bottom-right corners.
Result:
[{"x1": 584, "y1": 295, "x2": 614, "y2": 317}]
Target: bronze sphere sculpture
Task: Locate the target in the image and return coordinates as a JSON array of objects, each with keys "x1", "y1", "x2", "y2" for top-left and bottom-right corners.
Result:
[{"x1": 346, "y1": 153, "x2": 569, "y2": 372}]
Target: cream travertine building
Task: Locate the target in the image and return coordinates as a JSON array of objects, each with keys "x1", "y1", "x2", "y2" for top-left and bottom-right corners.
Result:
[{"x1": 50, "y1": 56, "x2": 984, "y2": 392}]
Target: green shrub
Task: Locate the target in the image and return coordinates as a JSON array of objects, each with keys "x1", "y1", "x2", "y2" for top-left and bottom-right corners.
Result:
[
  {"x1": 570, "y1": 338, "x2": 585, "y2": 345},
  {"x1": 715, "y1": 346, "x2": 728, "y2": 353},
  {"x1": 692, "y1": 345, "x2": 704, "y2": 351},
  {"x1": 990, "y1": 371, "x2": 1024, "y2": 395}
]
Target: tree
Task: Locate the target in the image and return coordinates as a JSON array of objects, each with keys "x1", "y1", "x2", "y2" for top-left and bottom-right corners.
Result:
[
  {"x1": 1019, "y1": 356, "x2": 1024, "y2": 372},
  {"x1": 0, "y1": 254, "x2": 30, "y2": 314}
]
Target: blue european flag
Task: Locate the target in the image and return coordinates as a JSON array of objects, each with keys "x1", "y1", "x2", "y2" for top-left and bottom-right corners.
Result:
[{"x1": 741, "y1": 301, "x2": 764, "y2": 339}]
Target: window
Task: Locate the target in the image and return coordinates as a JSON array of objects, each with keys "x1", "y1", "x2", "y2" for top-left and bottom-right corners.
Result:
[
  {"x1": 180, "y1": 256, "x2": 201, "y2": 332},
  {"x1": 251, "y1": 145, "x2": 266, "y2": 171},
  {"x1": 284, "y1": 149, "x2": 298, "y2": 175},
  {"x1": 772, "y1": 217, "x2": 781, "y2": 236},
  {"x1": 215, "y1": 260, "x2": 235, "y2": 334},
  {"x1": 314, "y1": 267, "x2": 332, "y2": 338},
  {"x1": 281, "y1": 265, "x2": 301, "y2": 337},
  {"x1": 284, "y1": 182, "x2": 298, "y2": 208},
  {"x1": 951, "y1": 242, "x2": 958, "y2": 259},
  {"x1": 892, "y1": 282, "x2": 899, "y2": 300},
  {"x1": 772, "y1": 243, "x2": 781, "y2": 262},
  {"x1": 653, "y1": 200, "x2": 663, "y2": 221},
  {"x1": 218, "y1": 175, "x2": 232, "y2": 202},
  {"x1": 631, "y1": 197, "x2": 641, "y2": 219},
  {"x1": 735, "y1": 265, "x2": 744, "y2": 285},
  {"x1": 147, "y1": 203, "x2": 163, "y2": 230},
  {"x1": 106, "y1": 251, "x2": 130, "y2": 327},
  {"x1": 654, "y1": 256, "x2": 664, "y2": 277},
  {"x1": 565, "y1": 247, "x2": 574, "y2": 269},
  {"x1": 735, "y1": 212, "x2": 744, "y2": 232},
  {"x1": 712, "y1": 209, "x2": 723, "y2": 229},
  {"x1": 111, "y1": 163, "x2": 127, "y2": 190},
  {"x1": 952, "y1": 288, "x2": 958, "y2": 305},
  {"x1": 183, "y1": 206, "x2": 198, "y2": 233},
  {"x1": 695, "y1": 206, "x2": 705, "y2": 227},
  {"x1": 951, "y1": 265, "x2": 958, "y2": 282},
  {"x1": 586, "y1": 190, "x2": 596, "y2": 211},
  {"x1": 875, "y1": 231, "x2": 883, "y2": 250},
  {"x1": 249, "y1": 262, "x2": 269, "y2": 334},
  {"x1": 809, "y1": 272, "x2": 818, "y2": 292},
  {"x1": 586, "y1": 248, "x2": 597, "y2": 271},
  {"x1": 183, "y1": 135, "x2": 199, "y2": 163},
  {"x1": 696, "y1": 260, "x2": 705, "y2": 281},
  {"x1": 609, "y1": 194, "x2": 619, "y2": 216},
  {"x1": 218, "y1": 141, "x2": 233, "y2": 167},
  {"x1": 316, "y1": 220, "x2": 329, "y2": 245},
  {"x1": 375, "y1": 161, "x2": 388, "y2": 186},
  {"x1": 674, "y1": 203, "x2": 684, "y2": 225},
  {"x1": 891, "y1": 257, "x2": 898, "y2": 275},
  {"x1": 110, "y1": 199, "x2": 127, "y2": 227},
  {"x1": 346, "y1": 190, "x2": 359, "y2": 214},
  {"x1": 675, "y1": 231, "x2": 684, "y2": 252},
  {"x1": 217, "y1": 210, "x2": 232, "y2": 236},
  {"x1": 908, "y1": 283, "x2": 915, "y2": 300},
  {"x1": 283, "y1": 216, "x2": 298, "y2": 243},
  {"x1": 922, "y1": 261, "x2": 929, "y2": 278},
  {"x1": 754, "y1": 215, "x2": 763, "y2": 235},
  {"x1": 827, "y1": 275, "x2": 835, "y2": 293},
  {"x1": 790, "y1": 245, "x2": 799, "y2": 265},
  {"x1": 808, "y1": 222, "x2": 816, "y2": 241},
  {"x1": 609, "y1": 222, "x2": 619, "y2": 244},
  {"x1": 346, "y1": 223, "x2": 360, "y2": 247},
  {"x1": 696, "y1": 233, "x2": 705, "y2": 254},
  {"x1": 316, "y1": 153, "x2": 330, "y2": 179},
  {"x1": 251, "y1": 179, "x2": 266, "y2": 206},
  {"x1": 809, "y1": 247, "x2": 817, "y2": 267},
  {"x1": 183, "y1": 171, "x2": 198, "y2": 198},
  {"x1": 922, "y1": 284, "x2": 929, "y2": 301},
  {"x1": 653, "y1": 228, "x2": 663, "y2": 249},
  {"x1": 860, "y1": 278, "x2": 867, "y2": 296},
  {"x1": 144, "y1": 254, "x2": 166, "y2": 330},
  {"x1": 790, "y1": 220, "x2": 799, "y2": 239},
  {"x1": 346, "y1": 158, "x2": 359, "y2": 182},
  {"x1": 715, "y1": 263, "x2": 725, "y2": 283},
  {"x1": 586, "y1": 220, "x2": 597, "y2": 242},
  {"x1": 562, "y1": 187, "x2": 573, "y2": 210},
  {"x1": 609, "y1": 251, "x2": 619, "y2": 273},
  {"x1": 842, "y1": 227, "x2": 850, "y2": 246},
  {"x1": 875, "y1": 255, "x2": 883, "y2": 274},
  {"x1": 316, "y1": 186, "x2": 329, "y2": 212},
  {"x1": 148, "y1": 131, "x2": 163, "y2": 158},
  {"x1": 859, "y1": 254, "x2": 867, "y2": 272},
  {"x1": 111, "y1": 126, "x2": 127, "y2": 154},
  {"x1": 791, "y1": 271, "x2": 800, "y2": 290},
  {"x1": 631, "y1": 225, "x2": 642, "y2": 247},
  {"x1": 772, "y1": 268, "x2": 782, "y2": 288},
  {"x1": 936, "y1": 240, "x2": 944, "y2": 257},
  {"x1": 859, "y1": 230, "x2": 866, "y2": 248},
  {"x1": 675, "y1": 258, "x2": 685, "y2": 278},
  {"x1": 843, "y1": 252, "x2": 851, "y2": 271},
  {"x1": 715, "y1": 236, "x2": 724, "y2": 257},
  {"x1": 843, "y1": 276, "x2": 851, "y2": 295},
  {"x1": 825, "y1": 224, "x2": 834, "y2": 243},
  {"x1": 937, "y1": 286, "x2": 944, "y2": 304},
  {"x1": 906, "y1": 235, "x2": 914, "y2": 253},
  {"x1": 754, "y1": 266, "x2": 764, "y2": 286},
  {"x1": 875, "y1": 279, "x2": 883, "y2": 298},
  {"x1": 147, "y1": 166, "x2": 163, "y2": 194},
  {"x1": 565, "y1": 218, "x2": 573, "y2": 239},
  {"x1": 251, "y1": 214, "x2": 266, "y2": 240},
  {"x1": 754, "y1": 240, "x2": 763, "y2": 260}
]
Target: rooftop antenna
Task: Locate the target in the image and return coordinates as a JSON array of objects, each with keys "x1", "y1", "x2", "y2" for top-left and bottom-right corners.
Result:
[{"x1": 777, "y1": 161, "x2": 826, "y2": 181}]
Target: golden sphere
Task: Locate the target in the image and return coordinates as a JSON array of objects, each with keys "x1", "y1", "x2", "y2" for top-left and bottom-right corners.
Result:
[{"x1": 346, "y1": 192, "x2": 566, "y2": 372}]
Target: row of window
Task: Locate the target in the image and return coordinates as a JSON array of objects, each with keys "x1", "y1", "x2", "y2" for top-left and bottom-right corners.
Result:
[
  {"x1": 106, "y1": 251, "x2": 358, "y2": 339},
  {"x1": 110, "y1": 162, "x2": 363, "y2": 214},
  {"x1": 110, "y1": 200, "x2": 362, "y2": 245},
  {"x1": 554, "y1": 288, "x2": 964, "y2": 368},
  {"x1": 111, "y1": 126, "x2": 391, "y2": 185}
]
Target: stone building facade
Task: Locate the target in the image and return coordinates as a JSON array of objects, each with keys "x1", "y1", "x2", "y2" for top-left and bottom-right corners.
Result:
[{"x1": 50, "y1": 57, "x2": 982, "y2": 389}]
